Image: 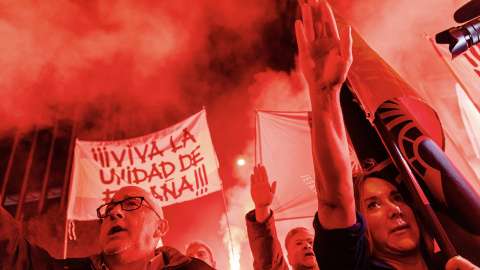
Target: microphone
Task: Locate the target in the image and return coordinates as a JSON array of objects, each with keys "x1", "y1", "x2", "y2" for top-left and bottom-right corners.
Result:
[{"x1": 454, "y1": 0, "x2": 480, "y2": 23}]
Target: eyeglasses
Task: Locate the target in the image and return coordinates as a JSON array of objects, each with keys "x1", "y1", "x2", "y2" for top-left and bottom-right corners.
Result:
[{"x1": 96, "y1": 196, "x2": 146, "y2": 219}]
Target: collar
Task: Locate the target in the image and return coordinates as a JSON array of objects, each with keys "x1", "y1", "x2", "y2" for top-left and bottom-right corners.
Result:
[
  {"x1": 144, "y1": 253, "x2": 165, "y2": 270},
  {"x1": 89, "y1": 254, "x2": 106, "y2": 270}
]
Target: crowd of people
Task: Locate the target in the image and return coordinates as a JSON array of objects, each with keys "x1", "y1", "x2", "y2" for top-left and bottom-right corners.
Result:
[
  {"x1": 245, "y1": 0, "x2": 479, "y2": 269},
  {"x1": 1, "y1": 0, "x2": 479, "y2": 269}
]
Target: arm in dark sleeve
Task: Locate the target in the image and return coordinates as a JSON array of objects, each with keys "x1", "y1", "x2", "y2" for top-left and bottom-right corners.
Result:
[
  {"x1": 246, "y1": 209, "x2": 290, "y2": 270},
  {"x1": 0, "y1": 206, "x2": 53, "y2": 270},
  {"x1": 313, "y1": 211, "x2": 368, "y2": 270}
]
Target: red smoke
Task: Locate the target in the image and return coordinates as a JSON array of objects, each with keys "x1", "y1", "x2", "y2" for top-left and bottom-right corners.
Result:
[
  {"x1": 0, "y1": 0, "x2": 281, "y2": 138},
  {"x1": 1, "y1": 0, "x2": 476, "y2": 269}
]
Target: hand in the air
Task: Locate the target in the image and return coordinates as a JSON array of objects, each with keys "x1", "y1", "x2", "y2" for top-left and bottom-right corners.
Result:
[{"x1": 295, "y1": 0, "x2": 352, "y2": 93}]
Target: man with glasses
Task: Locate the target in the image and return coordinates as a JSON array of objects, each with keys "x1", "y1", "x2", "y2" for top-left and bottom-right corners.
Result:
[{"x1": 0, "y1": 185, "x2": 215, "y2": 269}]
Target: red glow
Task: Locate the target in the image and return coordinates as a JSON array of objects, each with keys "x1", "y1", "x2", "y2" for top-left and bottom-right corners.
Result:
[{"x1": 0, "y1": 0, "x2": 477, "y2": 269}]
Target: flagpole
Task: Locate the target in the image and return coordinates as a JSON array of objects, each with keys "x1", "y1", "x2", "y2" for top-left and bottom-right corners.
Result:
[
  {"x1": 63, "y1": 217, "x2": 69, "y2": 259},
  {"x1": 372, "y1": 111, "x2": 457, "y2": 259},
  {"x1": 200, "y1": 105, "x2": 237, "y2": 261},
  {"x1": 61, "y1": 108, "x2": 78, "y2": 210},
  {"x1": 219, "y1": 183, "x2": 236, "y2": 264},
  {"x1": 213, "y1": 103, "x2": 236, "y2": 262},
  {"x1": 427, "y1": 35, "x2": 480, "y2": 114},
  {"x1": 62, "y1": 107, "x2": 79, "y2": 259},
  {"x1": 255, "y1": 110, "x2": 261, "y2": 166}
]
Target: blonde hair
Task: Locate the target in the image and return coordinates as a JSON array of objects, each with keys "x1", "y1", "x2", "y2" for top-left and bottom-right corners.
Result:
[{"x1": 352, "y1": 158, "x2": 397, "y2": 256}]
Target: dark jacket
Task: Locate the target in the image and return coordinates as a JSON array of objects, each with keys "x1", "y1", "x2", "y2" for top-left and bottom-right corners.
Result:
[{"x1": 245, "y1": 209, "x2": 290, "y2": 270}]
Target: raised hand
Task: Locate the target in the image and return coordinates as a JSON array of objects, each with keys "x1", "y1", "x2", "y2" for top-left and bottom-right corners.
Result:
[
  {"x1": 250, "y1": 165, "x2": 277, "y2": 222},
  {"x1": 296, "y1": 0, "x2": 357, "y2": 230},
  {"x1": 295, "y1": 0, "x2": 352, "y2": 93}
]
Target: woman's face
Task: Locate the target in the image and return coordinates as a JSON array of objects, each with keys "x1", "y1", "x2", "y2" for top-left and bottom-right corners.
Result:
[{"x1": 360, "y1": 177, "x2": 421, "y2": 258}]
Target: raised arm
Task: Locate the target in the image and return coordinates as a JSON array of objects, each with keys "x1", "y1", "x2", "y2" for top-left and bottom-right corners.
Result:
[
  {"x1": 295, "y1": 0, "x2": 355, "y2": 229},
  {"x1": 246, "y1": 165, "x2": 289, "y2": 270}
]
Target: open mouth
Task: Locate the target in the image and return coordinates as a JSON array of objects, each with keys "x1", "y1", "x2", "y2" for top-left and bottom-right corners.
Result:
[
  {"x1": 304, "y1": 251, "x2": 315, "y2": 257},
  {"x1": 391, "y1": 224, "x2": 409, "y2": 233},
  {"x1": 108, "y1": 226, "x2": 126, "y2": 235}
]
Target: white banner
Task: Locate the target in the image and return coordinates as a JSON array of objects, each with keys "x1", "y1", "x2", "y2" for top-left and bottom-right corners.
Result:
[
  {"x1": 255, "y1": 111, "x2": 361, "y2": 221},
  {"x1": 67, "y1": 109, "x2": 222, "y2": 220}
]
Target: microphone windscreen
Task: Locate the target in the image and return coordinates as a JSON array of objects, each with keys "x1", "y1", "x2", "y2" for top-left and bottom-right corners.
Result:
[{"x1": 454, "y1": 0, "x2": 480, "y2": 23}]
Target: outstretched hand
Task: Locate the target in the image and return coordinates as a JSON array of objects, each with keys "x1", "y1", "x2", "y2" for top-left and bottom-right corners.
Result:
[
  {"x1": 295, "y1": 0, "x2": 352, "y2": 93},
  {"x1": 250, "y1": 165, "x2": 277, "y2": 222}
]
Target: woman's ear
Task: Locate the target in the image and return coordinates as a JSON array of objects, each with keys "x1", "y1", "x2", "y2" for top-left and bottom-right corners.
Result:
[{"x1": 154, "y1": 219, "x2": 169, "y2": 238}]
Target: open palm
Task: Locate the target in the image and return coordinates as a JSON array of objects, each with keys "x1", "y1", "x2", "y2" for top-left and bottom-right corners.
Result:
[
  {"x1": 250, "y1": 165, "x2": 277, "y2": 208},
  {"x1": 295, "y1": 0, "x2": 352, "y2": 93}
]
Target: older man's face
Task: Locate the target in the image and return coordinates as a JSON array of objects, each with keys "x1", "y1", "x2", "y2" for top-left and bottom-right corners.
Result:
[
  {"x1": 98, "y1": 188, "x2": 160, "y2": 257},
  {"x1": 286, "y1": 230, "x2": 318, "y2": 270},
  {"x1": 186, "y1": 244, "x2": 216, "y2": 268}
]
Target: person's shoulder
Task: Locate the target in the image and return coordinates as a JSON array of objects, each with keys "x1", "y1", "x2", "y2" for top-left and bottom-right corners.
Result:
[
  {"x1": 157, "y1": 245, "x2": 216, "y2": 269},
  {"x1": 52, "y1": 257, "x2": 96, "y2": 270},
  {"x1": 184, "y1": 257, "x2": 217, "y2": 269}
]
